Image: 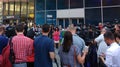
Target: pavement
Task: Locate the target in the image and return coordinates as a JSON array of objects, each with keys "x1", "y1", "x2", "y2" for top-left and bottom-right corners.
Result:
[{"x1": 53, "y1": 48, "x2": 61, "y2": 67}]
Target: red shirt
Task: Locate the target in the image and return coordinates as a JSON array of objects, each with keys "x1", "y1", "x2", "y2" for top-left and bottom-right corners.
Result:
[
  {"x1": 53, "y1": 31, "x2": 60, "y2": 41},
  {"x1": 12, "y1": 33, "x2": 33, "y2": 63}
]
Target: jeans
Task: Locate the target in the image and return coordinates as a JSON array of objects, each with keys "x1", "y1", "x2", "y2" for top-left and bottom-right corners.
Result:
[{"x1": 14, "y1": 63, "x2": 27, "y2": 67}]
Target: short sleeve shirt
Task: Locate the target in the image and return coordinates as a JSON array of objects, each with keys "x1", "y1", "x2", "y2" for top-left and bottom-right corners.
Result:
[
  {"x1": 34, "y1": 35, "x2": 54, "y2": 67},
  {"x1": 73, "y1": 34, "x2": 85, "y2": 54},
  {"x1": 58, "y1": 45, "x2": 82, "y2": 67}
]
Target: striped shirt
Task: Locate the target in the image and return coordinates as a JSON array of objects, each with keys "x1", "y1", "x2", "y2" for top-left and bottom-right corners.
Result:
[{"x1": 12, "y1": 33, "x2": 33, "y2": 63}]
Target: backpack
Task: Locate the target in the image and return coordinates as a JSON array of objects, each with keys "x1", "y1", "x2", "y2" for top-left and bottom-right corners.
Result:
[
  {"x1": 0, "y1": 44, "x2": 12, "y2": 67},
  {"x1": 84, "y1": 45, "x2": 98, "y2": 67}
]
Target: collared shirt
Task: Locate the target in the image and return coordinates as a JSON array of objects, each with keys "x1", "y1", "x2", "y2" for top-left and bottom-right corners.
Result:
[
  {"x1": 105, "y1": 42, "x2": 120, "y2": 67},
  {"x1": 95, "y1": 34, "x2": 108, "y2": 56},
  {"x1": 73, "y1": 34, "x2": 85, "y2": 54},
  {"x1": 12, "y1": 33, "x2": 33, "y2": 63}
]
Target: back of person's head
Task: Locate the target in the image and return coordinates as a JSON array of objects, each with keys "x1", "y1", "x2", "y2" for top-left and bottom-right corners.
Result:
[
  {"x1": 68, "y1": 25, "x2": 76, "y2": 31},
  {"x1": 114, "y1": 31, "x2": 120, "y2": 39},
  {"x1": 63, "y1": 31, "x2": 73, "y2": 53},
  {"x1": 104, "y1": 31, "x2": 115, "y2": 40},
  {"x1": 42, "y1": 24, "x2": 50, "y2": 33},
  {"x1": 15, "y1": 23, "x2": 24, "y2": 32}
]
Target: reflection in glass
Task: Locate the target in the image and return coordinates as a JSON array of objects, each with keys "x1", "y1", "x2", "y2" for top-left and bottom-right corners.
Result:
[
  {"x1": 28, "y1": 1, "x2": 34, "y2": 19},
  {"x1": 85, "y1": 0, "x2": 101, "y2": 7},
  {"x1": 3, "y1": 3, "x2": 8, "y2": 16},
  {"x1": 85, "y1": 8, "x2": 101, "y2": 25},
  {"x1": 15, "y1": 2, "x2": 20, "y2": 15},
  {"x1": 36, "y1": 0, "x2": 45, "y2": 11},
  {"x1": 57, "y1": 0, "x2": 69, "y2": 9},
  {"x1": 70, "y1": 0, "x2": 83, "y2": 8},
  {"x1": 9, "y1": 2, "x2": 14, "y2": 15},
  {"x1": 103, "y1": 7, "x2": 120, "y2": 23},
  {"x1": 21, "y1": 2, "x2": 27, "y2": 16},
  {"x1": 46, "y1": 0, "x2": 56, "y2": 10},
  {"x1": 36, "y1": 12, "x2": 45, "y2": 25}
]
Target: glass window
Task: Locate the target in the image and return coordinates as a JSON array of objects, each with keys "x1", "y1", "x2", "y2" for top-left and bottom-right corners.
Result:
[
  {"x1": 28, "y1": 1, "x2": 34, "y2": 19},
  {"x1": 21, "y1": 2, "x2": 27, "y2": 16},
  {"x1": 65, "y1": 19, "x2": 69, "y2": 28},
  {"x1": 3, "y1": 3, "x2": 8, "y2": 16},
  {"x1": 0, "y1": 2, "x2": 3, "y2": 23},
  {"x1": 9, "y1": 2, "x2": 14, "y2": 15},
  {"x1": 46, "y1": 11, "x2": 56, "y2": 25},
  {"x1": 85, "y1": 0, "x2": 101, "y2": 7},
  {"x1": 46, "y1": 0, "x2": 56, "y2": 10},
  {"x1": 70, "y1": 0, "x2": 83, "y2": 8},
  {"x1": 57, "y1": 0, "x2": 69, "y2": 9},
  {"x1": 15, "y1": 2, "x2": 20, "y2": 15},
  {"x1": 35, "y1": 12, "x2": 45, "y2": 25},
  {"x1": 103, "y1": 0, "x2": 120, "y2": 6},
  {"x1": 103, "y1": 7, "x2": 120, "y2": 23},
  {"x1": 85, "y1": 8, "x2": 101, "y2": 25},
  {"x1": 59, "y1": 19, "x2": 64, "y2": 28},
  {"x1": 72, "y1": 19, "x2": 77, "y2": 26},
  {"x1": 79, "y1": 18, "x2": 84, "y2": 24},
  {"x1": 36, "y1": 0, "x2": 45, "y2": 11}
]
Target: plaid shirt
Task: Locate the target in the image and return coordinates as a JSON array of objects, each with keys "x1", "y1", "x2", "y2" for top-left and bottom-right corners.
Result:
[{"x1": 12, "y1": 33, "x2": 33, "y2": 63}]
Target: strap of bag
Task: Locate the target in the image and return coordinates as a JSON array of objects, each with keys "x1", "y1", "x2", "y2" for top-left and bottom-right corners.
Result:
[
  {"x1": 9, "y1": 37, "x2": 13, "y2": 50},
  {"x1": 9, "y1": 37, "x2": 15, "y2": 64}
]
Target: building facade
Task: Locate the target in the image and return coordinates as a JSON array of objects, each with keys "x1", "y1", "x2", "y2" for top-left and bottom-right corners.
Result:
[
  {"x1": 35, "y1": 0, "x2": 120, "y2": 28},
  {"x1": 0, "y1": 0, "x2": 34, "y2": 24}
]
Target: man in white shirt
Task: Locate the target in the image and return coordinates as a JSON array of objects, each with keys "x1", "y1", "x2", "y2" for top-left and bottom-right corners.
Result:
[
  {"x1": 95, "y1": 28, "x2": 108, "y2": 67},
  {"x1": 101, "y1": 31, "x2": 120, "y2": 67}
]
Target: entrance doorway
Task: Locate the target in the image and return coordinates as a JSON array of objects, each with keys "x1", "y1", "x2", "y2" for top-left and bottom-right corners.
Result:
[{"x1": 57, "y1": 18, "x2": 84, "y2": 28}]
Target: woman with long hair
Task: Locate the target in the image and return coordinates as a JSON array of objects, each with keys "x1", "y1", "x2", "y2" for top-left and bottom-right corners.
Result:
[{"x1": 58, "y1": 31, "x2": 87, "y2": 67}]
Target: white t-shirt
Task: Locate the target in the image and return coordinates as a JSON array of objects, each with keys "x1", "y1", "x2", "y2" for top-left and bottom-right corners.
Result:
[
  {"x1": 95, "y1": 34, "x2": 108, "y2": 56},
  {"x1": 105, "y1": 42, "x2": 120, "y2": 67}
]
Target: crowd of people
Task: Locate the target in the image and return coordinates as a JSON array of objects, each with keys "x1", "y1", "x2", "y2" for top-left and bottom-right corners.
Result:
[{"x1": 0, "y1": 22, "x2": 120, "y2": 67}]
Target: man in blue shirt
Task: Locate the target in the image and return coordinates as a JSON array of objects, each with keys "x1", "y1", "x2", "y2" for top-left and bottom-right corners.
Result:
[
  {"x1": 34, "y1": 24, "x2": 55, "y2": 67},
  {"x1": 0, "y1": 24, "x2": 8, "y2": 54}
]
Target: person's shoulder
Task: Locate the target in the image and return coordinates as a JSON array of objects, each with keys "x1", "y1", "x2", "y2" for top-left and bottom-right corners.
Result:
[{"x1": 0, "y1": 35, "x2": 8, "y2": 40}]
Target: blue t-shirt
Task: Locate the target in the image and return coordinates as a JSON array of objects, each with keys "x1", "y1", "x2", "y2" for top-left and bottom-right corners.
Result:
[
  {"x1": 0, "y1": 35, "x2": 8, "y2": 54},
  {"x1": 34, "y1": 35, "x2": 54, "y2": 67}
]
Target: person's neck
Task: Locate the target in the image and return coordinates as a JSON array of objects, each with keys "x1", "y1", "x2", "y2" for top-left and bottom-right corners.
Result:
[
  {"x1": 71, "y1": 31, "x2": 76, "y2": 35},
  {"x1": 42, "y1": 33, "x2": 48, "y2": 36},
  {"x1": 17, "y1": 32, "x2": 23, "y2": 34},
  {"x1": 109, "y1": 40, "x2": 115, "y2": 45}
]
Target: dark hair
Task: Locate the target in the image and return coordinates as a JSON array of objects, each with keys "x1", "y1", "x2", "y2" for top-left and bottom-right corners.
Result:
[
  {"x1": 42, "y1": 24, "x2": 50, "y2": 33},
  {"x1": 15, "y1": 23, "x2": 24, "y2": 32},
  {"x1": 114, "y1": 31, "x2": 120, "y2": 39},
  {"x1": 104, "y1": 31, "x2": 115, "y2": 40},
  {"x1": 54, "y1": 27, "x2": 59, "y2": 31},
  {"x1": 63, "y1": 31, "x2": 73, "y2": 53}
]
